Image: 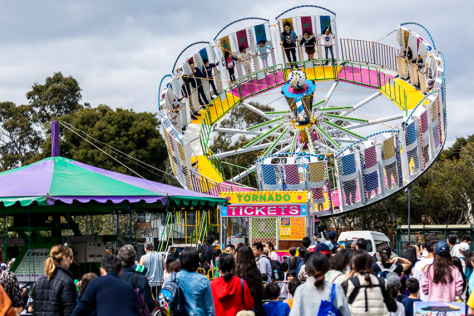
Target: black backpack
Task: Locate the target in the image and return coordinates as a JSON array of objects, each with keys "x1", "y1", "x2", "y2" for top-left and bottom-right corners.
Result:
[
  {"x1": 270, "y1": 259, "x2": 283, "y2": 281},
  {"x1": 161, "y1": 273, "x2": 189, "y2": 316}
]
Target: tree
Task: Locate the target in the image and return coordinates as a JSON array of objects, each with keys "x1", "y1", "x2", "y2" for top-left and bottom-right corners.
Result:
[
  {"x1": 26, "y1": 72, "x2": 84, "y2": 126},
  {"x1": 30, "y1": 105, "x2": 172, "y2": 184},
  {"x1": 0, "y1": 102, "x2": 41, "y2": 170}
]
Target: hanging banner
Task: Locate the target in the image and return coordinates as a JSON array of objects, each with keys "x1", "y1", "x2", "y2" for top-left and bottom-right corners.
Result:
[
  {"x1": 254, "y1": 24, "x2": 267, "y2": 44},
  {"x1": 220, "y1": 36, "x2": 231, "y2": 55},
  {"x1": 236, "y1": 29, "x2": 249, "y2": 50},
  {"x1": 279, "y1": 217, "x2": 306, "y2": 240},
  {"x1": 221, "y1": 204, "x2": 307, "y2": 217},
  {"x1": 199, "y1": 48, "x2": 209, "y2": 63},
  {"x1": 320, "y1": 16, "x2": 331, "y2": 34},
  {"x1": 221, "y1": 191, "x2": 308, "y2": 204},
  {"x1": 301, "y1": 16, "x2": 313, "y2": 34}
]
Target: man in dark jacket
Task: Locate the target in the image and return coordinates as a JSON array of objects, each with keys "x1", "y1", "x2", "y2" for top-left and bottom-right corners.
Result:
[
  {"x1": 189, "y1": 62, "x2": 210, "y2": 108},
  {"x1": 118, "y1": 245, "x2": 155, "y2": 312},
  {"x1": 71, "y1": 255, "x2": 137, "y2": 316}
]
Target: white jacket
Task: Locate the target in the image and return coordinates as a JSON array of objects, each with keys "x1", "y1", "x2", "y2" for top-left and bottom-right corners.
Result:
[{"x1": 346, "y1": 274, "x2": 389, "y2": 316}]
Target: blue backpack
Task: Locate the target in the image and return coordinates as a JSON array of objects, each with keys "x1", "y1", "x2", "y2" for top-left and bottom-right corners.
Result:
[
  {"x1": 161, "y1": 273, "x2": 188, "y2": 316},
  {"x1": 317, "y1": 283, "x2": 341, "y2": 316}
]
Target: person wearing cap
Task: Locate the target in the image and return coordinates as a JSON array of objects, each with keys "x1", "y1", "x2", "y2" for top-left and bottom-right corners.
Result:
[
  {"x1": 328, "y1": 231, "x2": 338, "y2": 247},
  {"x1": 421, "y1": 241, "x2": 463, "y2": 302},
  {"x1": 451, "y1": 235, "x2": 472, "y2": 258},
  {"x1": 385, "y1": 272, "x2": 405, "y2": 316},
  {"x1": 458, "y1": 242, "x2": 471, "y2": 274}
]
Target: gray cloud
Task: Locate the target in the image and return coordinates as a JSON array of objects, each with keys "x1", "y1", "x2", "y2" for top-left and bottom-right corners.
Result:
[{"x1": 0, "y1": 0, "x2": 472, "y2": 145}]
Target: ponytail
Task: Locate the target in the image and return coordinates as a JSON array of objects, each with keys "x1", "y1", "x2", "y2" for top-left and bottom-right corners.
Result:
[
  {"x1": 218, "y1": 253, "x2": 235, "y2": 283},
  {"x1": 313, "y1": 271, "x2": 325, "y2": 290},
  {"x1": 224, "y1": 272, "x2": 233, "y2": 282},
  {"x1": 378, "y1": 244, "x2": 391, "y2": 266},
  {"x1": 364, "y1": 270, "x2": 373, "y2": 288},
  {"x1": 290, "y1": 256, "x2": 296, "y2": 269},
  {"x1": 45, "y1": 245, "x2": 71, "y2": 281}
]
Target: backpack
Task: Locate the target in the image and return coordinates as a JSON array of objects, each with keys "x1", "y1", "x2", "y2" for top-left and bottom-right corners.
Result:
[
  {"x1": 161, "y1": 273, "x2": 189, "y2": 316},
  {"x1": 132, "y1": 272, "x2": 152, "y2": 316},
  {"x1": 347, "y1": 276, "x2": 397, "y2": 313},
  {"x1": 376, "y1": 262, "x2": 397, "y2": 278},
  {"x1": 317, "y1": 283, "x2": 341, "y2": 316},
  {"x1": 270, "y1": 259, "x2": 283, "y2": 281}
]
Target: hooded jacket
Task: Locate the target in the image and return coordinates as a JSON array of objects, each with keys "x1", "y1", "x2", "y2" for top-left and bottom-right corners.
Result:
[{"x1": 211, "y1": 275, "x2": 254, "y2": 316}]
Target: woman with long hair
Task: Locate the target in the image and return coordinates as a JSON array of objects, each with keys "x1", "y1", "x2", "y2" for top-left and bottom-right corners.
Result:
[
  {"x1": 421, "y1": 241, "x2": 463, "y2": 302},
  {"x1": 401, "y1": 245, "x2": 418, "y2": 276},
  {"x1": 234, "y1": 245, "x2": 264, "y2": 316},
  {"x1": 287, "y1": 247, "x2": 300, "y2": 273},
  {"x1": 211, "y1": 253, "x2": 254, "y2": 316},
  {"x1": 33, "y1": 245, "x2": 77, "y2": 316},
  {"x1": 290, "y1": 252, "x2": 350, "y2": 315},
  {"x1": 452, "y1": 257, "x2": 467, "y2": 301},
  {"x1": 267, "y1": 242, "x2": 279, "y2": 262},
  {"x1": 343, "y1": 251, "x2": 397, "y2": 316},
  {"x1": 372, "y1": 244, "x2": 411, "y2": 277}
]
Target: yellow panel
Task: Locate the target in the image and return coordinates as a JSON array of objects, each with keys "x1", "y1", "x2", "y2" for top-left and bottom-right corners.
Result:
[
  {"x1": 190, "y1": 92, "x2": 240, "y2": 125},
  {"x1": 285, "y1": 65, "x2": 341, "y2": 81},
  {"x1": 194, "y1": 155, "x2": 223, "y2": 183},
  {"x1": 379, "y1": 78, "x2": 426, "y2": 111},
  {"x1": 221, "y1": 190, "x2": 308, "y2": 204},
  {"x1": 312, "y1": 191, "x2": 334, "y2": 211}
]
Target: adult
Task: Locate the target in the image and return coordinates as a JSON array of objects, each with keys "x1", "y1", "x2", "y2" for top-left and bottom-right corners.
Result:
[
  {"x1": 452, "y1": 235, "x2": 472, "y2": 258},
  {"x1": 290, "y1": 252, "x2": 350, "y2": 316},
  {"x1": 211, "y1": 253, "x2": 254, "y2": 316},
  {"x1": 452, "y1": 257, "x2": 468, "y2": 301},
  {"x1": 325, "y1": 249, "x2": 351, "y2": 285},
  {"x1": 168, "y1": 247, "x2": 214, "y2": 315},
  {"x1": 280, "y1": 22, "x2": 297, "y2": 65},
  {"x1": 320, "y1": 27, "x2": 336, "y2": 65},
  {"x1": 71, "y1": 255, "x2": 137, "y2": 316},
  {"x1": 296, "y1": 247, "x2": 306, "y2": 277},
  {"x1": 342, "y1": 251, "x2": 397, "y2": 316},
  {"x1": 252, "y1": 242, "x2": 272, "y2": 283},
  {"x1": 447, "y1": 235, "x2": 457, "y2": 252},
  {"x1": 328, "y1": 230, "x2": 338, "y2": 247},
  {"x1": 234, "y1": 245, "x2": 264, "y2": 316},
  {"x1": 139, "y1": 241, "x2": 165, "y2": 297},
  {"x1": 401, "y1": 245, "x2": 418, "y2": 276},
  {"x1": 267, "y1": 242, "x2": 279, "y2": 262},
  {"x1": 0, "y1": 249, "x2": 22, "y2": 311},
  {"x1": 202, "y1": 59, "x2": 220, "y2": 96},
  {"x1": 458, "y1": 242, "x2": 472, "y2": 274},
  {"x1": 33, "y1": 245, "x2": 76, "y2": 316},
  {"x1": 371, "y1": 244, "x2": 411, "y2": 277},
  {"x1": 302, "y1": 237, "x2": 311, "y2": 248},
  {"x1": 225, "y1": 244, "x2": 236, "y2": 258},
  {"x1": 118, "y1": 245, "x2": 155, "y2": 313},
  {"x1": 189, "y1": 62, "x2": 210, "y2": 108},
  {"x1": 421, "y1": 241, "x2": 463, "y2": 302},
  {"x1": 412, "y1": 239, "x2": 438, "y2": 301},
  {"x1": 287, "y1": 247, "x2": 301, "y2": 273},
  {"x1": 201, "y1": 236, "x2": 215, "y2": 266}
]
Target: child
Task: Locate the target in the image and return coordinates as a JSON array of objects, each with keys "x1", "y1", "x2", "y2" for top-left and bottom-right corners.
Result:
[
  {"x1": 239, "y1": 46, "x2": 252, "y2": 77},
  {"x1": 224, "y1": 51, "x2": 238, "y2": 82},
  {"x1": 77, "y1": 273, "x2": 98, "y2": 316},
  {"x1": 263, "y1": 283, "x2": 291, "y2": 316},
  {"x1": 280, "y1": 270, "x2": 297, "y2": 300},
  {"x1": 285, "y1": 278, "x2": 301, "y2": 309},
  {"x1": 388, "y1": 284, "x2": 405, "y2": 316},
  {"x1": 202, "y1": 59, "x2": 220, "y2": 96},
  {"x1": 401, "y1": 279, "x2": 421, "y2": 316},
  {"x1": 299, "y1": 31, "x2": 317, "y2": 60},
  {"x1": 320, "y1": 27, "x2": 336, "y2": 65},
  {"x1": 255, "y1": 40, "x2": 273, "y2": 69}
]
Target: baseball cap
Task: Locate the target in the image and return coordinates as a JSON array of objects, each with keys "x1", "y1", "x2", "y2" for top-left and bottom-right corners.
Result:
[
  {"x1": 328, "y1": 230, "x2": 337, "y2": 239},
  {"x1": 435, "y1": 241, "x2": 450, "y2": 256},
  {"x1": 314, "y1": 243, "x2": 331, "y2": 256},
  {"x1": 386, "y1": 272, "x2": 400, "y2": 289},
  {"x1": 460, "y1": 242, "x2": 470, "y2": 252}
]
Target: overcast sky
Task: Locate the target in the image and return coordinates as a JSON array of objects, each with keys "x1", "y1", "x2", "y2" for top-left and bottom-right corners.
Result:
[{"x1": 0, "y1": 0, "x2": 472, "y2": 146}]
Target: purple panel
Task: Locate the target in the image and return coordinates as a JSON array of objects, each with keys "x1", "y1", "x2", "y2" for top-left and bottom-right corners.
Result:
[
  {"x1": 0, "y1": 160, "x2": 54, "y2": 197},
  {"x1": 420, "y1": 111, "x2": 429, "y2": 133},
  {"x1": 71, "y1": 160, "x2": 215, "y2": 198},
  {"x1": 48, "y1": 195, "x2": 168, "y2": 206},
  {"x1": 51, "y1": 121, "x2": 60, "y2": 157}
]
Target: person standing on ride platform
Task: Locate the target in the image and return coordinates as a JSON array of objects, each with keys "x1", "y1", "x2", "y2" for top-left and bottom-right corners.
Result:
[
  {"x1": 280, "y1": 22, "x2": 298, "y2": 67},
  {"x1": 255, "y1": 40, "x2": 273, "y2": 69},
  {"x1": 189, "y1": 61, "x2": 210, "y2": 110},
  {"x1": 320, "y1": 27, "x2": 336, "y2": 65},
  {"x1": 239, "y1": 47, "x2": 253, "y2": 77},
  {"x1": 299, "y1": 31, "x2": 317, "y2": 60},
  {"x1": 202, "y1": 59, "x2": 220, "y2": 97},
  {"x1": 421, "y1": 241, "x2": 463, "y2": 302}
]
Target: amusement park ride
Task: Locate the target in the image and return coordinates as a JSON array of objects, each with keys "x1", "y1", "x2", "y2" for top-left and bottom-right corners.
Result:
[{"x1": 159, "y1": 5, "x2": 447, "y2": 251}]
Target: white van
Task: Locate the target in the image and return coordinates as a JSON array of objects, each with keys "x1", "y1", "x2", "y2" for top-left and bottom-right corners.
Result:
[{"x1": 337, "y1": 231, "x2": 395, "y2": 257}]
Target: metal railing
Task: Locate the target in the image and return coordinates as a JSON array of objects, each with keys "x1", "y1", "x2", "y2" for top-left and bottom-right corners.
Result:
[
  {"x1": 221, "y1": 161, "x2": 258, "y2": 188},
  {"x1": 340, "y1": 38, "x2": 400, "y2": 71},
  {"x1": 190, "y1": 170, "x2": 254, "y2": 197}
]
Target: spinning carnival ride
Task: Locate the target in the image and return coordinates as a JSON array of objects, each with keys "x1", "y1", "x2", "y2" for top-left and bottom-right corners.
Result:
[{"x1": 158, "y1": 6, "x2": 446, "y2": 229}]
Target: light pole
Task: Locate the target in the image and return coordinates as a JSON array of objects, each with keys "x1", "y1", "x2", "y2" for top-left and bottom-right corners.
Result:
[{"x1": 407, "y1": 187, "x2": 411, "y2": 244}]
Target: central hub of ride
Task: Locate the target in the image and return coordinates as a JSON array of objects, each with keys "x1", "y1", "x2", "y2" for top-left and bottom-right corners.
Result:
[{"x1": 281, "y1": 69, "x2": 316, "y2": 126}]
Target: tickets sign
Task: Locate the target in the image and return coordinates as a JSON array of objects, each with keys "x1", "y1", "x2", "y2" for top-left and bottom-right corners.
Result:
[
  {"x1": 221, "y1": 204, "x2": 307, "y2": 217},
  {"x1": 220, "y1": 191, "x2": 308, "y2": 204},
  {"x1": 280, "y1": 217, "x2": 306, "y2": 240}
]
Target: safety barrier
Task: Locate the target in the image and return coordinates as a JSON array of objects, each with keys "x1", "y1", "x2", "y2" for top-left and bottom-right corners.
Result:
[
  {"x1": 340, "y1": 39, "x2": 399, "y2": 71},
  {"x1": 190, "y1": 171, "x2": 254, "y2": 197}
]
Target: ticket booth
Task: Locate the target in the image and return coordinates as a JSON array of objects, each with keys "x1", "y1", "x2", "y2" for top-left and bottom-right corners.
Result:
[{"x1": 219, "y1": 191, "x2": 310, "y2": 258}]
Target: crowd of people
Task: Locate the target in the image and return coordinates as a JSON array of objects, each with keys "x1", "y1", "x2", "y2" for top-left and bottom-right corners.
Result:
[{"x1": 1, "y1": 232, "x2": 474, "y2": 315}]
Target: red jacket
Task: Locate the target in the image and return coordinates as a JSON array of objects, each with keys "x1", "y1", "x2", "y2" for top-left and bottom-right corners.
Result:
[{"x1": 211, "y1": 275, "x2": 254, "y2": 316}]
